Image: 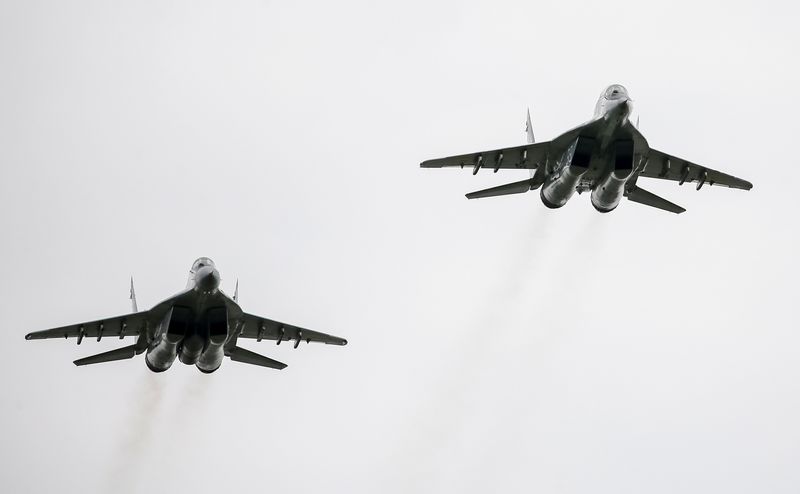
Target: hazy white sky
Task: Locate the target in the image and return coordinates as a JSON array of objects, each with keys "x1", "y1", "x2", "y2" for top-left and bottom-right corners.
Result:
[{"x1": 1, "y1": 1, "x2": 798, "y2": 493}]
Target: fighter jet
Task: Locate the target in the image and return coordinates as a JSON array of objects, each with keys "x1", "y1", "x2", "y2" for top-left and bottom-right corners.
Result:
[
  {"x1": 421, "y1": 85, "x2": 752, "y2": 213},
  {"x1": 25, "y1": 258, "x2": 347, "y2": 372}
]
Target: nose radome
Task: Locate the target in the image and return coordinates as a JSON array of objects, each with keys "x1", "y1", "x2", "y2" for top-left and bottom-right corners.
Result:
[{"x1": 196, "y1": 266, "x2": 220, "y2": 291}]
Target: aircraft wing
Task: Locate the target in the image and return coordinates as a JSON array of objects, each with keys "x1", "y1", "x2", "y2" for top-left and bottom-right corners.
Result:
[
  {"x1": 25, "y1": 311, "x2": 148, "y2": 342},
  {"x1": 639, "y1": 149, "x2": 752, "y2": 190},
  {"x1": 237, "y1": 312, "x2": 348, "y2": 347},
  {"x1": 420, "y1": 141, "x2": 550, "y2": 171}
]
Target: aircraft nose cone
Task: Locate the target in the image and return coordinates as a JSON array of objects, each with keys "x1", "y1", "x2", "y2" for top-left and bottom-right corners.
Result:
[{"x1": 195, "y1": 266, "x2": 220, "y2": 292}]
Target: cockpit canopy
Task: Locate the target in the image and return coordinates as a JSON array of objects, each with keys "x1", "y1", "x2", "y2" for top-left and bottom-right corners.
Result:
[
  {"x1": 604, "y1": 84, "x2": 628, "y2": 100},
  {"x1": 190, "y1": 257, "x2": 216, "y2": 273}
]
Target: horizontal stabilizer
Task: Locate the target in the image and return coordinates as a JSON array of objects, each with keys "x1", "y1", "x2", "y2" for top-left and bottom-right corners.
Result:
[
  {"x1": 466, "y1": 179, "x2": 533, "y2": 200},
  {"x1": 626, "y1": 186, "x2": 685, "y2": 214},
  {"x1": 227, "y1": 346, "x2": 287, "y2": 370},
  {"x1": 74, "y1": 344, "x2": 137, "y2": 366}
]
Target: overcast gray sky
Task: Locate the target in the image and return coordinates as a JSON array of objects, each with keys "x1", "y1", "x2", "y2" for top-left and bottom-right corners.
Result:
[{"x1": 1, "y1": 0, "x2": 798, "y2": 493}]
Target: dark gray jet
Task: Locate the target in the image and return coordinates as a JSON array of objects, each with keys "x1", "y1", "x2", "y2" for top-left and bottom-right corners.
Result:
[
  {"x1": 25, "y1": 258, "x2": 347, "y2": 372},
  {"x1": 421, "y1": 85, "x2": 752, "y2": 213}
]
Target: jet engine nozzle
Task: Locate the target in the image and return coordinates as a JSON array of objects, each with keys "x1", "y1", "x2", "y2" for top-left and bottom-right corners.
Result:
[
  {"x1": 591, "y1": 171, "x2": 630, "y2": 213},
  {"x1": 197, "y1": 345, "x2": 224, "y2": 373},
  {"x1": 145, "y1": 343, "x2": 178, "y2": 373}
]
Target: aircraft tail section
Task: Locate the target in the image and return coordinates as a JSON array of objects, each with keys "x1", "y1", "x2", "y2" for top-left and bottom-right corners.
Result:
[
  {"x1": 525, "y1": 108, "x2": 535, "y2": 144},
  {"x1": 626, "y1": 186, "x2": 685, "y2": 214},
  {"x1": 466, "y1": 179, "x2": 534, "y2": 200},
  {"x1": 130, "y1": 277, "x2": 138, "y2": 312},
  {"x1": 227, "y1": 346, "x2": 287, "y2": 370},
  {"x1": 74, "y1": 344, "x2": 137, "y2": 366}
]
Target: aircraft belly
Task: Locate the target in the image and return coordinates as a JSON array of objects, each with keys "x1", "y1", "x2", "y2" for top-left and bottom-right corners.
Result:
[
  {"x1": 144, "y1": 293, "x2": 233, "y2": 372},
  {"x1": 197, "y1": 306, "x2": 228, "y2": 373}
]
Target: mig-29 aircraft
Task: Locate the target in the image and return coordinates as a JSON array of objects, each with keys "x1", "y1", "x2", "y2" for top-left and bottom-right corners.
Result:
[
  {"x1": 421, "y1": 85, "x2": 752, "y2": 213},
  {"x1": 25, "y1": 258, "x2": 347, "y2": 372}
]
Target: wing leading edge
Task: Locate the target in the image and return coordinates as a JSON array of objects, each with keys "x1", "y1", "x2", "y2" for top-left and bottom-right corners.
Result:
[
  {"x1": 237, "y1": 313, "x2": 347, "y2": 348},
  {"x1": 420, "y1": 141, "x2": 550, "y2": 173},
  {"x1": 25, "y1": 311, "x2": 148, "y2": 343},
  {"x1": 639, "y1": 148, "x2": 752, "y2": 191}
]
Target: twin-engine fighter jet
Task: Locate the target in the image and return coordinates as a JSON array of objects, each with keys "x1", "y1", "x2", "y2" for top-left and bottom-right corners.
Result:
[
  {"x1": 421, "y1": 85, "x2": 752, "y2": 213},
  {"x1": 25, "y1": 258, "x2": 347, "y2": 372}
]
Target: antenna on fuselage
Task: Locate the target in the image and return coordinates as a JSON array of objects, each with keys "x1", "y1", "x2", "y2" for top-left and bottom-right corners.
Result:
[
  {"x1": 130, "y1": 277, "x2": 138, "y2": 313},
  {"x1": 525, "y1": 108, "x2": 536, "y2": 144},
  {"x1": 233, "y1": 279, "x2": 239, "y2": 303}
]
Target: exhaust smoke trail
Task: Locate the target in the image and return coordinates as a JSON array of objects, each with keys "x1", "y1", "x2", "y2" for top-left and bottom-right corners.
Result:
[
  {"x1": 378, "y1": 207, "x2": 558, "y2": 488},
  {"x1": 105, "y1": 371, "x2": 166, "y2": 494},
  {"x1": 166, "y1": 373, "x2": 215, "y2": 441}
]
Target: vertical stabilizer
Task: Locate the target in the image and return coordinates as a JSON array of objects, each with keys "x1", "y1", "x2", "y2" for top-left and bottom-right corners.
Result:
[
  {"x1": 130, "y1": 277, "x2": 138, "y2": 312},
  {"x1": 233, "y1": 279, "x2": 239, "y2": 303},
  {"x1": 525, "y1": 108, "x2": 536, "y2": 144}
]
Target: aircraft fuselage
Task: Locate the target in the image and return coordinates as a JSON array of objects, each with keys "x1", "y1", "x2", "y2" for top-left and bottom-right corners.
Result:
[
  {"x1": 145, "y1": 258, "x2": 237, "y2": 373},
  {"x1": 541, "y1": 85, "x2": 640, "y2": 212},
  {"x1": 25, "y1": 257, "x2": 347, "y2": 371}
]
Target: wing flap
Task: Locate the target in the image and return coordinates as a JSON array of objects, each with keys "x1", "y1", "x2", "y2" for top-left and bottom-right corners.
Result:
[{"x1": 640, "y1": 149, "x2": 752, "y2": 190}]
